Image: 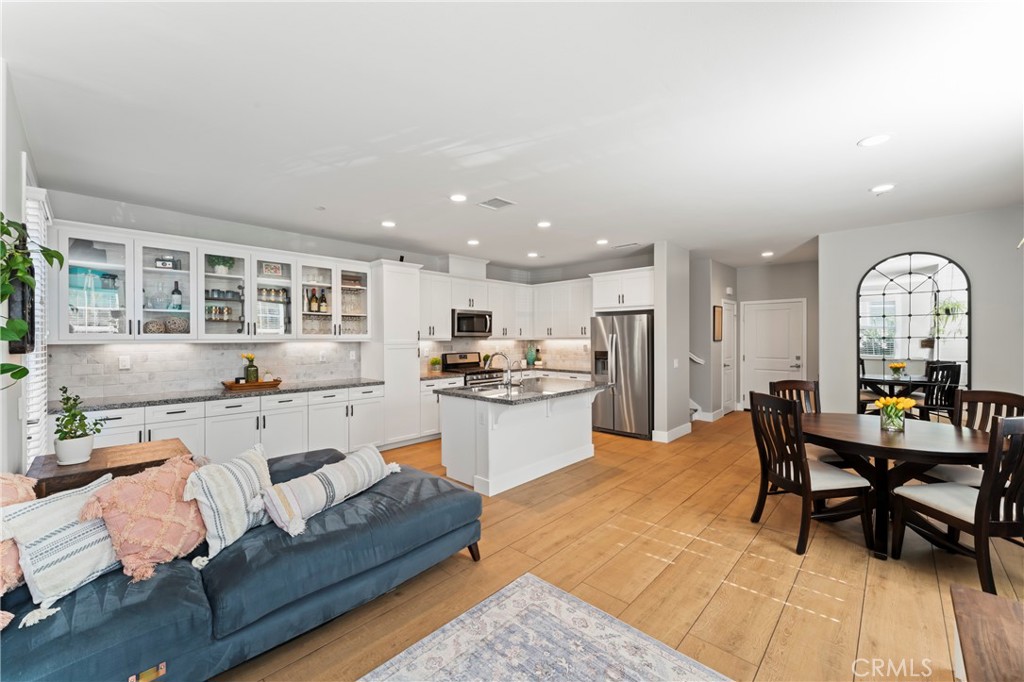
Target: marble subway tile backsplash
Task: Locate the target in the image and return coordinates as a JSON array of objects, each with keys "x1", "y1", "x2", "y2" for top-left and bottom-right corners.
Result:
[
  {"x1": 48, "y1": 342, "x2": 361, "y2": 401},
  {"x1": 418, "y1": 339, "x2": 591, "y2": 373}
]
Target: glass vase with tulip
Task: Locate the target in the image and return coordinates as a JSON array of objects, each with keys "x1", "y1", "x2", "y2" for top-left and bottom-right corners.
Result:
[
  {"x1": 241, "y1": 353, "x2": 259, "y2": 383},
  {"x1": 888, "y1": 361, "x2": 907, "y2": 378},
  {"x1": 875, "y1": 396, "x2": 915, "y2": 432}
]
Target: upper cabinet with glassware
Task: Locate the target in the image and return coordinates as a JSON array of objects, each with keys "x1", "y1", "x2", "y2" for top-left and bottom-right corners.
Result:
[{"x1": 51, "y1": 221, "x2": 371, "y2": 344}]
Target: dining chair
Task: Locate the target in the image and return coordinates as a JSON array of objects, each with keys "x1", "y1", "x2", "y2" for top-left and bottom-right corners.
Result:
[
  {"x1": 748, "y1": 391, "x2": 874, "y2": 555},
  {"x1": 857, "y1": 358, "x2": 877, "y2": 414},
  {"x1": 891, "y1": 415, "x2": 1024, "y2": 594},
  {"x1": 919, "y1": 389, "x2": 1024, "y2": 487},
  {"x1": 911, "y1": 362, "x2": 962, "y2": 422},
  {"x1": 769, "y1": 380, "x2": 846, "y2": 467}
]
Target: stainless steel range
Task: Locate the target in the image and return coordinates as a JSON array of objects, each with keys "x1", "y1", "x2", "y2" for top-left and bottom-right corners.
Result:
[{"x1": 441, "y1": 352, "x2": 506, "y2": 387}]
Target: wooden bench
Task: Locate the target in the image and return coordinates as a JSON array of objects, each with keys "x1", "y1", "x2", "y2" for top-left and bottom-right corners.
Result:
[{"x1": 950, "y1": 583, "x2": 1024, "y2": 682}]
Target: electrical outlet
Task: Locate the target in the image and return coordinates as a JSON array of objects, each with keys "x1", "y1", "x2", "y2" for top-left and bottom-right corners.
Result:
[
  {"x1": 673, "y1": 358, "x2": 679, "y2": 368},
  {"x1": 349, "y1": 350, "x2": 356, "y2": 360},
  {"x1": 119, "y1": 355, "x2": 131, "y2": 370},
  {"x1": 319, "y1": 351, "x2": 327, "y2": 363}
]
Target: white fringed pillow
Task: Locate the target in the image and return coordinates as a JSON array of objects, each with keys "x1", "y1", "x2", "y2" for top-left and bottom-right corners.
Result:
[
  {"x1": 262, "y1": 445, "x2": 400, "y2": 536},
  {"x1": 183, "y1": 445, "x2": 271, "y2": 562}
]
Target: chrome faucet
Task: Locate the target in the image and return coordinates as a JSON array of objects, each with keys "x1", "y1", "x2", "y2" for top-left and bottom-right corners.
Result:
[{"x1": 486, "y1": 352, "x2": 513, "y2": 387}]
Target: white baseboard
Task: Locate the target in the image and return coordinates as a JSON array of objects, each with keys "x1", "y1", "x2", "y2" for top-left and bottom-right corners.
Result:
[
  {"x1": 474, "y1": 443, "x2": 594, "y2": 496},
  {"x1": 378, "y1": 433, "x2": 439, "y2": 451},
  {"x1": 653, "y1": 422, "x2": 692, "y2": 443},
  {"x1": 691, "y1": 408, "x2": 726, "y2": 423}
]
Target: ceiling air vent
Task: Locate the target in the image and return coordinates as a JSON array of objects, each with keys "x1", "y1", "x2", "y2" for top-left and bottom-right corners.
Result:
[
  {"x1": 611, "y1": 242, "x2": 641, "y2": 249},
  {"x1": 477, "y1": 197, "x2": 516, "y2": 211}
]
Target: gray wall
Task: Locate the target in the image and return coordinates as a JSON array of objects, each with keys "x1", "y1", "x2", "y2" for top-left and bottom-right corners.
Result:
[
  {"x1": 737, "y1": 260, "x2": 820, "y2": 396},
  {"x1": 2, "y1": 63, "x2": 36, "y2": 474},
  {"x1": 527, "y1": 249, "x2": 654, "y2": 284},
  {"x1": 819, "y1": 204, "x2": 1024, "y2": 411},
  {"x1": 653, "y1": 241, "x2": 690, "y2": 439},
  {"x1": 710, "y1": 261, "x2": 737, "y2": 413},
  {"x1": 688, "y1": 258, "x2": 712, "y2": 412}
]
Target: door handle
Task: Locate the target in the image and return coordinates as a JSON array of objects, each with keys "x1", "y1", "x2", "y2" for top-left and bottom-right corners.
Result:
[{"x1": 790, "y1": 364, "x2": 802, "y2": 369}]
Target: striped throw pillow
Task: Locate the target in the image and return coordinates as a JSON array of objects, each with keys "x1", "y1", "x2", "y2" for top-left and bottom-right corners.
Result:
[
  {"x1": 262, "y1": 445, "x2": 400, "y2": 536},
  {"x1": 183, "y1": 445, "x2": 271, "y2": 559},
  {"x1": 0, "y1": 474, "x2": 120, "y2": 625}
]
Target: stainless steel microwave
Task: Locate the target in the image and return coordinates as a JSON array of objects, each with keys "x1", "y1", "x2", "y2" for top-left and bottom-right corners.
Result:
[{"x1": 452, "y1": 309, "x2": 493, "y2": 338}]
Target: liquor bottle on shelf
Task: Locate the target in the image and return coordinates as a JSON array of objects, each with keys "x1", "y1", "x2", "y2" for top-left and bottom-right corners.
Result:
[
  {"x1": 309, "y1": 288, "x2": 319, "y2": 313},
  {"x1": 319, "y1": 290, "x2": 327, "y2": 313},
  {"x1": 171, "y1": 281, "x2": 183, "y2": 309}
]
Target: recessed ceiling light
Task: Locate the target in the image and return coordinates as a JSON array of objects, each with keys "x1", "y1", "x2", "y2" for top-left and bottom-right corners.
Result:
[
  {"x1": 596, "y1": 239, "x2": 609, "y2": 245},
  {"x1": 381, "y1": 220, "x2": 396, "y2": 228},
  {"x1": 537, "y1": 221, "x2": 551, "y2": 228},
  {"x1": 314, "y1": 206, "x2": 326, "y2": 211},
  {"x1": 871, "y1": 183, "x2": 896, "y2": 194},
  {"x1": 761, "y1": 251, "x2": 774, "y2": 258},
  {"x1": 857, "y1": 134, "x2": 891, "y2": 147},
  {"x1": 527, "y1": 252, "x2": 539, "y2": 258},
  {"x1": 467, "y1": 239, "x2": 479, "y2": 246},
  {"x1": 449, "y1": 194, "x2": 467, "y2": 203}
]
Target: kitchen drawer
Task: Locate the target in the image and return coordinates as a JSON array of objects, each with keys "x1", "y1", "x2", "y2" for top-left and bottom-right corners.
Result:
[
  {"x1": 145, "y1": 402, "x2": 205, "y2": 424},
  {"x1": 308, "y1": 388, "x2": 350, "y2": 404},
  {"x1": 564, "y1": 374, "x2": 591, "y2": 381},
  {"x1": 261, "y1": 393, "x2": 309, "y2": 411},
  {"x1": 421, "y1": 378, "x2": 462, "y2": 393},
  {"x1": 205, "y1": 396, "x2": 260, "y2": 416},
  {"x1": 349, "y1": 384, "x2": 385, "y2": 401},
  {"x1": 86, "y1": 407, "x2": 145, "y2": 428}
]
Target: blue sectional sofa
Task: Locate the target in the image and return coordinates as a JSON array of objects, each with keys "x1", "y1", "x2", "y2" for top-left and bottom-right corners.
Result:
[{"x1": 0, "y1": 449, "x2": 483, "y2": 681}]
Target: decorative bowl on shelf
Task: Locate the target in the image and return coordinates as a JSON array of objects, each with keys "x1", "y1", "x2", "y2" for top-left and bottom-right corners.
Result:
[{"x1": 164, "y1": 317, "x2": 189, "y2": 334}]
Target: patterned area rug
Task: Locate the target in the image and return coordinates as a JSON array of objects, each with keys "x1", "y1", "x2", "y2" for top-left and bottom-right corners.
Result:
[{"x1": 362, "y1": 573, "x2": 729, "y2": 681}]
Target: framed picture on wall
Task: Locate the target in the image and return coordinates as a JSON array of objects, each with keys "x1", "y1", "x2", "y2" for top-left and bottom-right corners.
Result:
[{"x1": 712, "y1": 305, "x2": 723, "y2": 342}]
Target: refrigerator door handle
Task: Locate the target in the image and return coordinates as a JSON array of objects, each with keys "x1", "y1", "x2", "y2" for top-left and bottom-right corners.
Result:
[{"x1": 608, "y1": 333, "x2": 617, "y2": 387}]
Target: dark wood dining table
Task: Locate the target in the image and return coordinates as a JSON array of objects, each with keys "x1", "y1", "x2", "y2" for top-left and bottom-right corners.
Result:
[
  {"x1": 859, "y1": 373, "x2": 935, "y2": 398},
  {"x1": 801, "y1": 413, "x2": 990, "y2": 559}
]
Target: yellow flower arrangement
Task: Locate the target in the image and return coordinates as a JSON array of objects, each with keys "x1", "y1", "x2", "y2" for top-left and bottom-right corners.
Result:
[
  {"x1": 241, "y1": 353, "x2": 255, "y2": 363},
  {"x1": 875, "y1": 396, "x2": 916, "y2": 432},
  {"x1": 888, "y1": 362, "x2": 906, "y2": 371}
]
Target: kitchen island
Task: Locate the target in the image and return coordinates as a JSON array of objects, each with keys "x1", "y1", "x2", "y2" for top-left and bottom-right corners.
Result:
[{"x1": 435, "y1": 378, "x2": 605, "y2": 496}]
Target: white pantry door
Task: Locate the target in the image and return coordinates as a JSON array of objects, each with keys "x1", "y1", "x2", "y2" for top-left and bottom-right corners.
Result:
[
  {"x1": 722, "y1": 300, "x2": 737, "y2": 413},
  {"x1": 740, "y1": 299, "x2": 806, "y2": 408}
]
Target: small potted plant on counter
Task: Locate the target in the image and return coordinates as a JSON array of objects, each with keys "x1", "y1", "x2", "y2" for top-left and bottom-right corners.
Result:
[
  {"x1": 54, "y1": 386, "x2": 104, "y2": 465},
  {"x1": 429, "y1": 357, "x2": 442, "y2": 372}
]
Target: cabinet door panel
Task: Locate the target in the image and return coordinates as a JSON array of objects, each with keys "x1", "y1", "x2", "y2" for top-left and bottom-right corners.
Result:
[
  {"x1": 515, "y1": 285, "x2": 534, "y2": 338},
  {"x1": 349, "y1": 398, "x2": 385, "y2": 449},
  {"x1": 59, "y1": 228, "x2": 134, "y2": 341},
  {"x1": 253, "y1": 254, "x2": 297, "y2": 339},
  {"x1": 199, "y1": 247, "x2": 250, "y2": 339},
  {"x1": 260, "y1": 406, "x2": 308, "y2": 459},
  {"x1": 308, "y1": 402, "x2": 350, "y2": 452},
  {"x1": 592, "y1": 276, "x2": 621, "y2": 309},
  {"x1": 148, "y1": 419, "x2": 205, "y2": 457},
  {"x1": 93, "y1": 427, "x2": 143, "y2": 450},
  {"x1": 384, "y1": 346, "x2": 420, "y2": 443},
  {"x1": 205, "y1": 412, "x2": 259, "y2": 463},
  {"x1": 420, "y1": 392, "x2": 440, "y2": 436},
  {"x1": 551, "y1": 283, "x2": 573, "y2": 337},
  {"x1": 621, "y1": 271, "x2": 654, "y2": 307}
]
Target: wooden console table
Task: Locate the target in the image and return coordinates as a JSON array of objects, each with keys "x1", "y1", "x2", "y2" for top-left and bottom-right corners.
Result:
[
  {"x1": 26, "y1": 438, "x2": 191, "y2": 497},
  {"x1": 950, "y1": 583, "x2": 1024, "y2": 681}
]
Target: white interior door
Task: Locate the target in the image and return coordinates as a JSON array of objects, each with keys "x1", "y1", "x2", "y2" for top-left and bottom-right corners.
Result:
[
  {"x1": 722, "y1": 300, "x2": 736, "y2": 413},
  {"x1": 740, "y1": 299, "x2": 806, "y2": 408}
]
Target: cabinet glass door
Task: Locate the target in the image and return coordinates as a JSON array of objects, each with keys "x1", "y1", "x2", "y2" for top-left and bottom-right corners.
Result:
[
  {"x1": 60, "y1": 232, "x2": 132, "y2": 339},
  {"x1": 339, "y1": 269, "x2": 369, "y2": 338},
  {"x1": 254, "y1": 257, "x2": 295, "y2": 337},
  {"x1": 299, "y1": 263, "x2": 335, "y2": 338},
  {"x1": 136, "y1": 243, "x2": 196, "y2": 339},
  {"x1": 201, "y1": 249, "x2": 248, "y2": 338}
]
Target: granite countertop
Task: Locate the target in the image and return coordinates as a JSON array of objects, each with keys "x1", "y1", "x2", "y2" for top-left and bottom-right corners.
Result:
[
  {"x1": 433, "y1": 378, "x2": 605, "y2": 405},
  {"x1": 419, "y1": 367, "x2": 590, "y2": 382},
  {"x1": 47, "y1": 377, "x2": 384, "y2": 414}
]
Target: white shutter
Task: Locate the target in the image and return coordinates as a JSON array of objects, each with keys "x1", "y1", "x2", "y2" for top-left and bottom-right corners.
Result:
[{"x1": 22, "y1": 188, "x2": 52, "y2": 464}]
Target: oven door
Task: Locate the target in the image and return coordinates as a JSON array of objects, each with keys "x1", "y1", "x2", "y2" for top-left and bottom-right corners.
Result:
[{"x1": 452, "y1": 309, "x2": 492, "y2": 338}]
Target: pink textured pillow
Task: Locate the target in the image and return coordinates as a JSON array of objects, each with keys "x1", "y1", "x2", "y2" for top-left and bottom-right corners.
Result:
[
  {"x1": 79, "y1": 456, "x2": 206, "y2": 581},
  {"x1": 1, "y1": 473, "x2": 37, "y2": 629}
]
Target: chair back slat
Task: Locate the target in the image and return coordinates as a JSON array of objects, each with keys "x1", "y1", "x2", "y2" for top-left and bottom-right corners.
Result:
[
  {"x1": 979, "y1": 416, "x2": 1024, "y2": 530},
  {"x1": 924, "y1": 363, "x2": 961, "y2": 408},
  {"x1": 953, "y1": 389, "x2": 1024, "y2": 431},
  {"x1": 769, "y1": 380, "x2": 822, "y2": 414},
  {"x1": 750, "y1": 391, "x2": 808, "y2": 490}
]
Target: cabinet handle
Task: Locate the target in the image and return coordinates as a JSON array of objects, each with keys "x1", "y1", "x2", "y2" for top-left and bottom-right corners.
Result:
[
  {"x1": 166, "y1": 409, "x2": 186, "y2": 415},
  {"x1": 277, "y1": 399, "x2": 293, "y2": 403},
  {"x1": 256, "y1": 415, "x2": 260, "y2": 430},
  {"x1": 263, "y1": 415, "x2": 267, "y2": 429},
  {"x1": 323, "y1": 394, "x2": 336, "y2": 399},
  {"x1": 418, "y1": 330, "x2": 421, "y2": 341},
  {"x1": 147, "y1": 429, "x2": 152, "y2": 441},
  {"x1": 351, "y1": 405, "x2": 355, "y2": 416},
  {"x1": 103, "y1": 416, "x2": 123, "y2": 421},
  {"x1": 129, "y1": 319, "x2": 133, "y2": 335},
  {"x1": 519, "y1": 328, "x2": 522, "y2": 336},
  {"x1": 138, "y1": 430, "x2": 142, "y2": 443},
  {"x1": 345, "y1": 405, "x2": 350, "y2": 417},
  {"x1": 361, "y1": 389, "x2": 372, "y2": 394},
  {"x1": 225, "y1": 404, "x2": 243, "y2": 409}
]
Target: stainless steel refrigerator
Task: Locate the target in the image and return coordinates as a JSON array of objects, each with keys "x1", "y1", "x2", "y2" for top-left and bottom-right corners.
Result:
[{"x1": 591, "y1": 312, "x2": 653, "y2": 439}]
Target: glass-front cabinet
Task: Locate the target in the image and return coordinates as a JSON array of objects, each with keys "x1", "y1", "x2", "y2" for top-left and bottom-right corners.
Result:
[
  {"x1": 339, "y1": 268, "x2": 369, "y2": 338},
  {"x1": 135, "y1": 241, "x2": 196, "y2": 339},
  {"x1": 58, "y1": 229, "x2": 134, "y2": 341},
  {"x1": 253, "y1": 255, "x2": 295, "y2": 338},
  {"x1": 296, "y1": 261, "x2": 371, "y2": 339},
  {"x1": 199, "y1": 247, "x2": 249, "y2": 339}
]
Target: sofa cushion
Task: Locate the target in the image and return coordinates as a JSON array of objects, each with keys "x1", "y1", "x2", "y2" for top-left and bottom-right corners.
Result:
[
  {"x1": 267, "y1": 448, "x2": 346, "y2": 484},
  {"x1": 201, "y1": 466, "x2": 482, "y2": 639},
  {"x1": 0, "y1": 560, "x2": 211, "y2": 682}
]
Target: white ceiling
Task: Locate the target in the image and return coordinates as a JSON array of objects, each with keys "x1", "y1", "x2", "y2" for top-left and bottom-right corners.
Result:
[{"x1": 3, "y1": 2, "x2": 1021, "y2": 268}]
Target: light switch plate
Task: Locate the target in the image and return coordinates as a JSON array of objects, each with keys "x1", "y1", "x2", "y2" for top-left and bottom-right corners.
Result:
[
  {"x1": 118, "y1": 355, "x2": 131, "y2": 370},
  {"x1": 349, "y1": 350, "x2": 356, "y2": 360}
]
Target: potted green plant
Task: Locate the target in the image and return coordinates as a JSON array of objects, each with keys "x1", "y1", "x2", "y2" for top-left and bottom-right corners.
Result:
[
  {"x1": 429, "y1": 357, "x2": 442, "y2": 372},
  {"x1": 481, "y1": 354, "x2": 491, "y2": 367},
  {"x1": 1, "y1": 212, "x2": 63, "y2": 383},
  {"x1": 54, "y1": 386, "x2": 104, "y2": 465},
  {"x1": 930, "y1": 298, "x2": 967, "y2": 337},
  {"x1": 207, "y1": 254, "x2": 236, "y2": 275}
]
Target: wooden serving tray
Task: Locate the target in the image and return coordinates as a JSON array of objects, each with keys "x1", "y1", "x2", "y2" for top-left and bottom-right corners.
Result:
[{"x1": 222, "y1": 379, "x2": 282, "y2": 391}]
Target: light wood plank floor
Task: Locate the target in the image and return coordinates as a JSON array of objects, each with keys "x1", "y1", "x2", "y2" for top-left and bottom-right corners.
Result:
[{"x1": 218, "y1": 413, "x2": 1024, "y2": 682}]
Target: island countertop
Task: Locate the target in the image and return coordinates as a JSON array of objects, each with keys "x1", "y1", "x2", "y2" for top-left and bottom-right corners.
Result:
[{"x1": 434, "y1": 378, "x2": 605, "y2": 405}]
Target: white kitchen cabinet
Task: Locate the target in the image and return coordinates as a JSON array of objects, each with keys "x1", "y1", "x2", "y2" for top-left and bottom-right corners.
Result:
[
  {"x1": 134, "y1": 238, "x2": 198, "y2": 341},
  {"x1": 349, "y1": 393, "x2": 385, "y2": 449},
  {"x1": 307, "y1": 390, "x2": 350, "y2": 452},
  {"x1": 296, "y1": 261, "x2": 372, "y2": 340},
  {"x1": 205, "y1": 411, "x2": 260, "y2": 463},
  {"x1": 93, "y1": 428, "x2": 145, "y2": 449},
  {"x1": 420, "y1": 272, "x2": 452, "y2": 340},
  {"x1": 147, "y1": 419, "x2": 205, "y2": 457},
  {"x1": 198, "y1": 245, "x2": 252, "y2": 340},
  {"x1": 533, "y1": 285, "x2": 555, "y2": 338},
  {"x1": 514, "y1": 285, "x2": 534, "y2": 338},
  {"x1": 566, "y1": 279, "x2": 592, "y2": 338},
  {"x1": 380, "y1": 346, "x2": 420, "y2": 444},
  {"x1": 451, "y1": 278, "x2": 489, "y2": 310},
  {"x1": 46, "y1": 406, "x2": 145, "y2": 454},
  {"x1": 488, "y1": 281, "x2": 519, "y2": 339},
  {"x1": 259, "y1": 404, "x2": 308, "y2": 458},
  {"x1": 420, "y1": 378, "x2": 463, "y2": 436},
  {"x1": 590, "y1": 267, "x2": 654, "y2": 310},
  {"x1": 56, "y1": 227, "x2": 136, "y2": 342},
  {"x1": 371, "y1": 261, "x2": 421, "y2": 343},
  {"x1": 537, "y1": 280, "x2": 588, "y2": 338}
]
